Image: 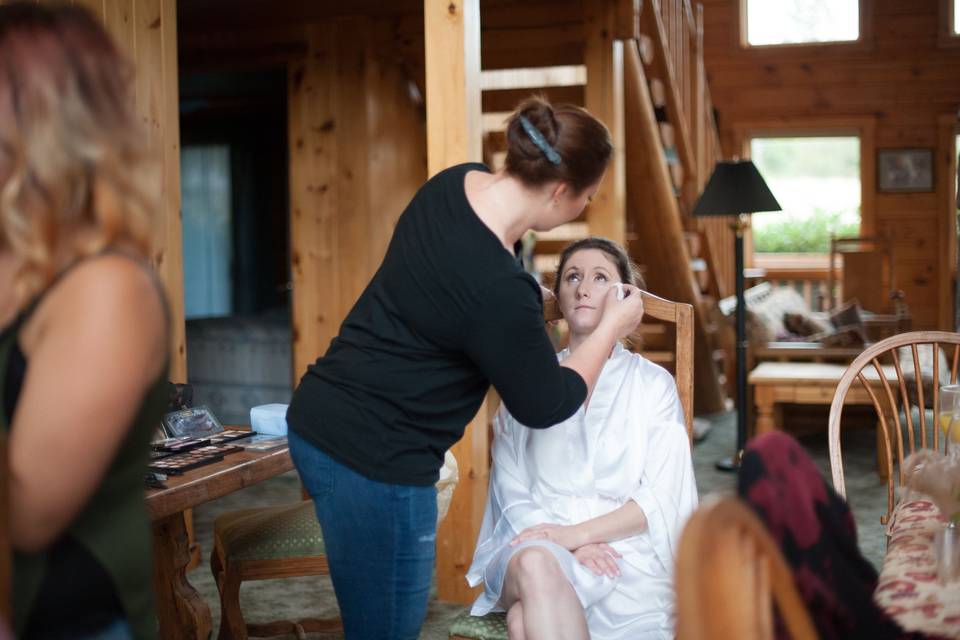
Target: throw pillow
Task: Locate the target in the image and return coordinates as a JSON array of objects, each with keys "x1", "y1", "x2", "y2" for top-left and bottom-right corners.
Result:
[{"x1": 784, "y1": 311, "x2": 832, "y2": 338}]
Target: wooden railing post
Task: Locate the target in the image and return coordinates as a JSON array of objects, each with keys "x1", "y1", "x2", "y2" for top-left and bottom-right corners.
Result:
[{"x1": 585, "y1": 0, "x2": 626, "y2": 246}]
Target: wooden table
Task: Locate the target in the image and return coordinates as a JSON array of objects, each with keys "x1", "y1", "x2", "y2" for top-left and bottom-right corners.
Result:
[
  {"x1": 875, "y1": 498, "x2": 960, "y2": 636},
  {"x1": 146, "y1": 446, "x2": 293, "y2": 640},
  {"x1": 748, "y1": 361, "x2": 899, "y2": 436},
  {"x1": 752, "y1": 341, "x2": 864, "y2": 363}
]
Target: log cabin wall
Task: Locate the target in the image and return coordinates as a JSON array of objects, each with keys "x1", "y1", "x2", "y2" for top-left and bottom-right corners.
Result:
[
  {"x1": 288, "y1": 17, "x2": 428, "y2": 381},
  {"x1": 18, "y1": 0, "x2": 187, "y2": 381},
  {"x1": 700, "y1": 0, "x2": 960, "y2": 330}
]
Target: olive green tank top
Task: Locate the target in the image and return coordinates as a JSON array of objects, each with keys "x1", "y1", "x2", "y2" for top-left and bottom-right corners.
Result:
[{"x1": 0, "y1": 260, "x2": 168, "y2": 639}]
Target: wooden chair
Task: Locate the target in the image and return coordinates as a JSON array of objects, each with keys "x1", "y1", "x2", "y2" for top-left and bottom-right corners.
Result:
[
  {"x1": 450, "y1": 290, "x2": 695, "y2": 640},
  {"x1": 828, "y1": 331, "x2": 960, "y2": 525},
  {"x1": 827, "y1": 235, "x2": 894, "y2": 314},
  {"x1": 543, "y1": 289, "x2": 695, "y2": 443},
  {"x1": 675, "y1": 496, "x2": 817, "y2": 640},
  {"x1": 210, "y1": 499, "x2": 341, "y2": 639}
]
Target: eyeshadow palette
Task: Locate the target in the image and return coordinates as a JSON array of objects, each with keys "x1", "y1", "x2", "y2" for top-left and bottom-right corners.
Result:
[
  {"x1": 192, "y1": 444, "x2": 244, "y2": 457},
  {"x1": 151, "y1": 436, "x2": 211, "y2": 453},
  {"x1": 207, "y1": 430, "x2": 254, "y2": 445},
  {"x1": 148, "y1": 449, "x2": 225, "y2": 475}
]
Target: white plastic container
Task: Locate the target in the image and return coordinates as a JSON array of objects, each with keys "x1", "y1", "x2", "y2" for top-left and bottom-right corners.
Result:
[{"x1": 250, "y1": 403, "x2": 289, "y2": 436}]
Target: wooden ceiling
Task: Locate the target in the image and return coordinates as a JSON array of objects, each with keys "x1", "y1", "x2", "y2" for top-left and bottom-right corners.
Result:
[{"x1": 177, "y1": 0, "x2": 588, "y2": 72}]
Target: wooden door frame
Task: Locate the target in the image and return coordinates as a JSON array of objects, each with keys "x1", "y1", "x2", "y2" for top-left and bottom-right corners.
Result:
[{"x1": 937, "y1": 114, "x2": 958, "y2": 330}]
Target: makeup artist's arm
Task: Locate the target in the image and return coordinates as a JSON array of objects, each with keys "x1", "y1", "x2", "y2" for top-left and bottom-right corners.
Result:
[{"x1": 8, "y1": 256, "x2": 167, "y2": 552}]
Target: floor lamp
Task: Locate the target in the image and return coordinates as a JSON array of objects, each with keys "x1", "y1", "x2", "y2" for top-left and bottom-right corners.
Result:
[{"x1": 693, "y1": 160, "x2": 781, "y2": 471}]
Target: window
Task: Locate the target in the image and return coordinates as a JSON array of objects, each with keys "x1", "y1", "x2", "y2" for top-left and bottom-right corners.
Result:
[
  {"x1": 955, "y1": 0, "x2": 960, "y2": 35},
  {"x1": 745, "y1": 0, "x2": 859, "y2": 46},
  {"x1": 749, "y1": 136, "x2": 860, "y2": 254},
  {"x1": 181, "y1": 145, "x2": 233, "y2": 319}
]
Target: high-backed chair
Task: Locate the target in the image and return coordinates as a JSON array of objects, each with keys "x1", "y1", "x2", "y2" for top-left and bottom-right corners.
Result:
[
  {"x1": 827, "y1": 235, "x2": 894, "y2": 314},
  {"x1": 675, "y1": 496, "x2": 817, "y2": 640},
  {"x1": 828, "y1": 331, "x2": 960, "y2": 525},
  {"x1": 449, "y1": 290, "x2": 694, "y2": 640},
  {"x1": 543, "y1": 289, "x2": 694, "y2": 443}
]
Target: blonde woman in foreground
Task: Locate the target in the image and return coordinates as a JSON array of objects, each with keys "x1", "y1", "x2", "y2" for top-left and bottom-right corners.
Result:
[{"x1": 0, "y1": 4, "x2": 168, "y2": 638}]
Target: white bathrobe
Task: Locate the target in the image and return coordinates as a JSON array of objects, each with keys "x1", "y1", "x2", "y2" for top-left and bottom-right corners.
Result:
[{"x1": 466, "y1": 343, "x2": 698, "y2": 639}]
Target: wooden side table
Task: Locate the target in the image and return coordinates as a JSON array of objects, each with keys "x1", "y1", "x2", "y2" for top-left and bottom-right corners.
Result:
[{"x1": 748, "y1": 362, "x2": 900, "y2": 477}]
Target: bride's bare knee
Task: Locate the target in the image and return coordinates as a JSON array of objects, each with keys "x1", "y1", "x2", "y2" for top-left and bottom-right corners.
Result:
[{"x1": 509, "y1": 547, "x2": 567, "y2": 594}]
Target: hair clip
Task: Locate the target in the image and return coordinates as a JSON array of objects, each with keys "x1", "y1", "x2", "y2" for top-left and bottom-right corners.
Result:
[{"x1": 518, "y1": 115, "x2": 562, "y2": 165}]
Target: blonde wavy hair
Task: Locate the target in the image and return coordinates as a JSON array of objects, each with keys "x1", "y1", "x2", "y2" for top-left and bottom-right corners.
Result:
[{"x1": 0, "y1": 3, "x2": 157, "y2": 302}]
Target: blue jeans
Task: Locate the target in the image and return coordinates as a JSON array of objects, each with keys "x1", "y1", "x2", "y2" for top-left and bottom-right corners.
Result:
[{"x1": 288, "y1": 429, "x2": 438, "y2": 640}]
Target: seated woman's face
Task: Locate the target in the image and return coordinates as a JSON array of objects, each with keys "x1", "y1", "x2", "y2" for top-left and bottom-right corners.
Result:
[{"x1": 557, "y1": 248, "x2": 622, "y2": 336}]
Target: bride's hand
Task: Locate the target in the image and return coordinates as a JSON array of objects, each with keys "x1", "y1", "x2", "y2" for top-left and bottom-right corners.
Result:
[
  {"x1": 510, "y1": 523, "x2": 585, "y2": 551},
  {"x1": 573, "y1": 543, "x2": 622, "y2": 578}
]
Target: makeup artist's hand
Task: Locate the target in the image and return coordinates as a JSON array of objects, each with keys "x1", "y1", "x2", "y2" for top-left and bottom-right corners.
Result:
[
  {"x1": 574, "y1": 543, "x2": 622, "y2": 578},
  {"x1": 510, "y1": 522, "x2": 585, "y2": 551},
  {"x1": 599, "y1": 284, "x2": 644, "y2": 339}
]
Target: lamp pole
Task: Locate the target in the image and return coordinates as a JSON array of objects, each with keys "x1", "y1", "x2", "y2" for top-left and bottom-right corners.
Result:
[{"x1": 716, "y1": 214, "x2": 748, "y2": 471}]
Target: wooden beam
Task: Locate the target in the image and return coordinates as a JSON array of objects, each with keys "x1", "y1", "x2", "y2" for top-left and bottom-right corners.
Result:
[
  {"x1": 614, "y1": 0, "x2": 641, "y2": 40},
  {"x1": 51, "y1": 0, "x2": 186, "y2": 381},
  {"x1": 482, "y1": 85, "x2": 584, "y2": 113},
  {"x1": 424, "y1": 0, "x2": 485, "y2": 605},
  {"x1": 938, "y1": 114, "x2": 958, "y2": 331},
  {"x1": 584, "y1": 0, "x2": 626, "y2": 245},
  {"x1": 625, "y1": 41, "x2": 726, "y2": 414}
]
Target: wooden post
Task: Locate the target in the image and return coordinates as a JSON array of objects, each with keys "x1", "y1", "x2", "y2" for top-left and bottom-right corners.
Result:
[
  {"x1": 424, "y1": 0, "x2": 485, "y2": 604},
  {"x1": 584, "y1": 0, "x2": 626, "y2": 246},
  {"x1": 35, "y1": 0, "x2": 187, "y2": 380}
]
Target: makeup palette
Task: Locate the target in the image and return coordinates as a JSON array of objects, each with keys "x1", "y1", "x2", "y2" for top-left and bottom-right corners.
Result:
[
  {"x1": 148, "y1": 449, "x2": 224, "y2": 475},
  {"x1": 151, "y1": 436, "x2": 212, "y2": 453},
  {"x1": 207, "y1": 430, "x2": 255, "y2": 445}
]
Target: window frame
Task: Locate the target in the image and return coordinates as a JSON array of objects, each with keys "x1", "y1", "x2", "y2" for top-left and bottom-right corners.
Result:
[
  {"x1": 731, "y1": 116, "x2": 876, "y2": 269},
  {"x1": 939, "y1": 0, "x2": 960, "y2": 48},
  {"x1": 738, "y1": 0, "x2": 873, "y2": 54}
]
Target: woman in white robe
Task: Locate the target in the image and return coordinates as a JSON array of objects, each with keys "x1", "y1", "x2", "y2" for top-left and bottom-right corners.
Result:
[{"x1": 466, "y1": 237, "x2": 699, "y2": 640}]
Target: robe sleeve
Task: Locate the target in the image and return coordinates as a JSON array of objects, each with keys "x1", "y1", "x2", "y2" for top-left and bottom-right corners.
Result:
[
  {"x1": 623, "y1": 370, "x2": 698, "y2": 574},
  {"x1": 466, "y1": 405, "x2": 554, "y2": 587},
  {"x1": 489, "y1": 406, "x2": 553, "y2": 532}
]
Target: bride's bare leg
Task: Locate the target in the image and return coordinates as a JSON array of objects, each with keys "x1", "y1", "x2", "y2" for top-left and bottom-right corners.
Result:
[
  {"x1": 505, "y1": 602, "x2": 526, "y2": 640},
  {"x1": 499, "y1": 547, "x2": 589, "y2": 640}
]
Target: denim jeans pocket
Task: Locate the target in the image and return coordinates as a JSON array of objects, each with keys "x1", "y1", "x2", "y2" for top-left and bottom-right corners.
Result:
[{"x1": 288, "y1": 430, "x2": 335, "y2": 499}]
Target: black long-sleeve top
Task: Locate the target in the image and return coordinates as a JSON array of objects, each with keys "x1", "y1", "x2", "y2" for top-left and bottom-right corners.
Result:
[{"x1": 286, "y1": 163, "x2": 587, "y2": 485}]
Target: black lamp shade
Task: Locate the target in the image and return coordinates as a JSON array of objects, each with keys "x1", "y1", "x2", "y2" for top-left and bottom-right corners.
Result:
[{"x1": 693, "y1": 160, "x2": 782, "y2": 217}]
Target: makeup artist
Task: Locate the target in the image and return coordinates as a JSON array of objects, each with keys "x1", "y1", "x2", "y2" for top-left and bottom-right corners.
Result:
[
  {"x1": 0, "y1": 5, "x2": 168, "y2": 639},
  {"x1": 285, "y1": 96, "x2": 645, "y2": 640}
]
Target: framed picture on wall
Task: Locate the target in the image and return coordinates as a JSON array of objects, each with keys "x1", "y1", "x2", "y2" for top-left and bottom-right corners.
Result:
[{"x1": 877, "y1": 148, "x2": 934, "y2": 192}]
